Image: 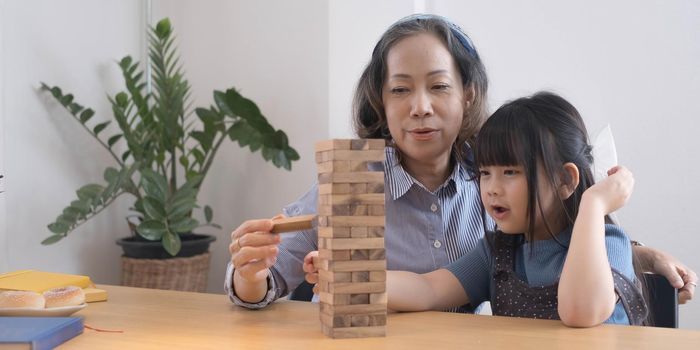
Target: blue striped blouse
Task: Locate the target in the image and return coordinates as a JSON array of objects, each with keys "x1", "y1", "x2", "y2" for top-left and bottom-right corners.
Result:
[{"x1": 225, "y1": 146, "x2": 491, "y2": 310}]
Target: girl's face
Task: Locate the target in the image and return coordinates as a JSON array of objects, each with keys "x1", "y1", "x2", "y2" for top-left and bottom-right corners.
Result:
[
  {"x1": 479, "y1": 164, "x2": 566, "y2": 239},
  {"x1": 382, "y1": 33, "x2": 465, "y2": 168}
]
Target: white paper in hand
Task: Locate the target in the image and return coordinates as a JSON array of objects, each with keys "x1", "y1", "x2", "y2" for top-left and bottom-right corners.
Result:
[{"x1": 590, "y1": 124, "x2": 619, "y2": 222}]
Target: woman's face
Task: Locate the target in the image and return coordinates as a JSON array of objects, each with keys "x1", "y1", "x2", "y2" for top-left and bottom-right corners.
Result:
[{"x1": 382, "y1": 33, "x2": 465, "y2": 167}]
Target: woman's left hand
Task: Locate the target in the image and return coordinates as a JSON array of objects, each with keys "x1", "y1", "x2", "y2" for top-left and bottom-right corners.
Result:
[{"x1": 635, "y1": 245, "x2": 697, "y2": 304}]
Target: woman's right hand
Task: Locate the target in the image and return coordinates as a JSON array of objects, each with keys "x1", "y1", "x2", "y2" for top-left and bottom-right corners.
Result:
[
  {"x1": 303, "y1": 251, "x2": 320, "y2": 294},
  {"x1": 584, "y1": 165, "x2": 635, "y2": 215},
  {"x1": 230, "y1": 218, "x2": 282, "y2": 284}
]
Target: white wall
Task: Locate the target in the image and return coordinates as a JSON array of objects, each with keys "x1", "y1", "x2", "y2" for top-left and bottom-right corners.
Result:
[
  {"x1": 0, "y1": 0, "x2": 145, "y2": 285},
  {"x1": 2, "y1": 0, "x2": 698, "y2": 330}
]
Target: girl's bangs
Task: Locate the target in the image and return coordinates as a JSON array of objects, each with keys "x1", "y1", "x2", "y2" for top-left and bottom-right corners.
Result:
[{"x1": 475, "y1": 108, "x2": 531, "y2": 168}]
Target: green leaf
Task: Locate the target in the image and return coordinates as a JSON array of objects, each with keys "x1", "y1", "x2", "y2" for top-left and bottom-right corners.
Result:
[
  {"x1": 162, "y1": 231, "x2": 181, "y2": 256},
  {"x1": 61, "y1": 207, "x2": 82, "y2": 221},
  {"x1": 191, "y1": 148, "x2": 205, "y2": 166},
  {"x1": 79, "y1": 109, "x2": 95, "y2": 123},
  {"x1": 47, "y1": 221, "x2": 70, "y2": 234},
  {"x1": 179, "y1": 155, "x2": 189, "y2": 168},
  {"x1": 68, "y1": 103, "x2": 83, "y2": 114},
  {"x1": 93, "y1": 121, "x2": 111, "y2": 136},
  {"x1": 143, "y1": 196, "x2": 166, "y2": 220},
  {"x1": 204, "y1": 205, "x2": 213, "y2": 223},
  {"x1": 140, "y1": 169, "x2": 169, "y2": 202},
  {"x1": 121, "y1": 150, "x2": 131, "y2": 162},
  {"x1": 107, "y1": 134, "x2": 123, "y2": 148},
  {"x1": 136, "y1": 220, "x2": 167, "y2": 240},
  {"x1": 167, "y1": 199, "x2": 196, "y2": 220},
  {"x1": 76, "y1": 184, "x2": 104, "y2": 201},
  {"x1": 41, "y1": 235, "x2": 64, "y2": 245},
  {"x1": 115, "y1": 92, "x2": 129, "y2": 107},
  {"x1": 59, "y1": 94, "x2": 74, "y2": 106},
  {"x1": 169, "y1": 217, "x2": 198, "y2": 234},
  {"x1": 155, "y1": 18, "x2": 172, "y2": 40},
  {"x1": 70, "y1": 200, "x2": 92, "y2": 215},
  {"x1": 190, "y1": 131, "x2": 213, "y2": 152}
]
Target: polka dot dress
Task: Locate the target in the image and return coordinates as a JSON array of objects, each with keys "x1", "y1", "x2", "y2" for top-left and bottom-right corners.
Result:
[{"x1": 490, "y1": 234, "x2": 648, "y2": 325}]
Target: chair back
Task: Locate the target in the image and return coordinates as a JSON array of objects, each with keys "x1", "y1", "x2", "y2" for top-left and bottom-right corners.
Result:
[{"x1": 642, "y1": 273, "x2": 678, "y2": 328}]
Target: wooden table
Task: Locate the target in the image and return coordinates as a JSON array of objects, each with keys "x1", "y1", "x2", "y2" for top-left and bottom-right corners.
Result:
[{"x1": 62, "y1": 285, "x2": 700, "y2": 349}]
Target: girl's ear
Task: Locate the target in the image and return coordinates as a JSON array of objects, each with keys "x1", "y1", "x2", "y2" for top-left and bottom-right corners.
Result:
[
  {"x1": 464, "y1": 85, "x2": 476, "y2": 108},
  {"x1": 559, "y1": 162, "x2": 580, "y2": 200}
]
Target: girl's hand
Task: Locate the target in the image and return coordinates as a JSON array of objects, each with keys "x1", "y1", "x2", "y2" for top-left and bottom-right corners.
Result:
[
  {"x1": 303, "y1": 251, "x2": 320, "y2": 294},
  {"x1": 584, "y1": 165, "x2": 634, "y2": 215}
]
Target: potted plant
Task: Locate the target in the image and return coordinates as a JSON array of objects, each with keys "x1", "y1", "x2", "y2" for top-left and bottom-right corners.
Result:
[{"x1": 39, "y1": 18, "x2": 299, "y2": 292}]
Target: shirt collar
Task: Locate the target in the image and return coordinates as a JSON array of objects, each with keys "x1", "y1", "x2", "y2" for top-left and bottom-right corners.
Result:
[{"x1": 383, "y1": 146, "x2": 469, "y2": 200}]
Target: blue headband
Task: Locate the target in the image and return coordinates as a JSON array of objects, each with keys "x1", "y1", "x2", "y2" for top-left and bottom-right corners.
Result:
[{"x1": 395, "y1": 14, "x2": 478, "y2": 59}]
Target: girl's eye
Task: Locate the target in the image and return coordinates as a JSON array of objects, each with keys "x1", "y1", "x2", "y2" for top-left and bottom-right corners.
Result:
[
  {"x1": 479, "y1": 170, "x2": 490, "y2": 177},
  {"x1": 504, "y1": 169, "x2": 519, "y2": 176}
]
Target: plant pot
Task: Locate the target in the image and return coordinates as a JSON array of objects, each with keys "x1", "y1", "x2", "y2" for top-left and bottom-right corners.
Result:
[
  {"x1": 117, "y1": 234, "x2": 216, "y2": 292},
  {"x1": 116, "y1": 233, "x2": 216, "y2": 259}
]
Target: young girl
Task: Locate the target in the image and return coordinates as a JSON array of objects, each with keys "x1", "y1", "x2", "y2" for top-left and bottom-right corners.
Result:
[{"x1": 386, "y1": 92, "x2": 648, "y2": 327}]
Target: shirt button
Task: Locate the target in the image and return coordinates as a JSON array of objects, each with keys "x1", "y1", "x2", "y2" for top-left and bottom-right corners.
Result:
[
  {"x1": 433, "y1": 240, "x2": 442, "y2": 248},
  {"x1": 430, "y1": 203, "x2": 438, "y2": 212}
]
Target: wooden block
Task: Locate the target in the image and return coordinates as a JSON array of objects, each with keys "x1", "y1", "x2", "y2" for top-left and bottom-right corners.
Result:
[
  {"x1": 350, "y1": 293, "x2": 369, "y2": 304},
  {"x1": 351, "y1": 249, "x2": 369, "y2": 260},
  {"x1": 350, "y1": 183, "x2": 367, "y2": 194},
  {"x1": 366, "y1": 182, "x2": 385, "y2": 193},
  {"x1": 321, "y1": 302, "x2": 387, "y2": 315},
  {"x1": 350, "y1": 139, "x2": 370, "y2": 150},
  {"x1": 350, "y1": 205, "x2": 367, "y2": 216},
  {"x1": 318, "y1": 249, "x2": 351, "y2": 261},
  {"x1": 320, "y1": 312, "x2": 351, "y2": 328},
  {"x1": 318, "y1": 183, "x2": 351, "y2": 195},
  {"x1": 325, "y1": 193, "x2": 384, "y2": 205},
  {"x1": 318, "y1": 204, "x2": 352, "y2": 216},
  {"x1": 325, "y1": 237, "x2": 384, "y2": 250},
  {"x1": 318, "y1": 226, "x2": 351, "y2": 238},
  {"x1": 323, "y1": 216, "x2": 385, "y2": 227},
  {"x1": 369, "y1": 205, "x2": 385, "y2": 216},
  {"x1": 369, "y1": 271, "x2": 386, "y2": 282},
  {"x1": 368, "y1": 227, "x2": 385, "y2": 237},
  {"x1": 319, "y1": 292, "x2": 350, "y2": 305},
  {"x1": 369, "y1": 314, "x2": 387, "y2": 326},
  {"x1": 329, "y1": 282, "x2": 385, "y2": 294},
  {"x1": 319, "y1": 270, "x2": 352, "y2": 283},
  {"x1": 369, "y1": 249, "x2": 385, "y2": 260},
  {"x1": 366, "y1": 139, "x2": 386, "y2": 150},
  {"x1": 318, "y1": 172, "x2": 384, "y2": 184},
  {"x1": 318, "y1": 280, "x2": 329, "y2": 293},
  {"x1": 315, "y1": 139, "x2": 352, "y2": 153},
  {"x1": 350, "y1": 226, "x2": 368, "y2": 238},
  {"x1": 317, "y1": 160, "x2": 352, "y2": 174},
  {"x1": 370, "y1": 292, "x2": 387, "y2": 304},
  {"x1": 270, "y1": 215, "x2": 316, "y2": 233},
  {"x1": 351, "y1": 271, "x2": 370, "y2": 282},
  {"x1": 327, "y1": 259, "x2": 386, "y2": 272},
  {"x1": 351, "y1": 315, "x2": 370, "y2": 327},
  {"x1": 323, "y1": 150, "x2": 385, "y2": 162},
  {"x1": 322, "y1": 324, "x2": 386, "y2": 339}
]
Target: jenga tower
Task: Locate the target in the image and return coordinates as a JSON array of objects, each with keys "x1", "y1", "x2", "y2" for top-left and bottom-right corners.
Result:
[{"x1": 314, "y1": 139, "x2": 387, "y2": 338}]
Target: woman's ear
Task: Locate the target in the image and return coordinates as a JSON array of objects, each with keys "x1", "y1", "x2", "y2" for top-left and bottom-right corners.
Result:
[
  {"x1": 559, "y1": 162, "x2": 580, "y2": 200},
  {"x1": 464, "y1": 85, "x2": 476, "y2": 108}
]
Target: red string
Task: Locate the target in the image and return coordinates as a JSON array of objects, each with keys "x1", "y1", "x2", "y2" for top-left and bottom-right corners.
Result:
[{"x1": 84, "y1": 324, "x2": 124, "y2": 333}]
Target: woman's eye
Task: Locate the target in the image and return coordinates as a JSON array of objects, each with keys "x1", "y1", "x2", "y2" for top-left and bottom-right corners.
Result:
[
  {"x1": 390, "y1": 87, "x2": 409, "y2": 94},
  {"x1": 432, "y1": 84, "x2": 449, "y2": 91}
]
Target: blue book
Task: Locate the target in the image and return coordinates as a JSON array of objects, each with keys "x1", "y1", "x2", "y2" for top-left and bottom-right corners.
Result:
[{"x1": 0, "y1": 317, "x2": 84, "y2": 350}]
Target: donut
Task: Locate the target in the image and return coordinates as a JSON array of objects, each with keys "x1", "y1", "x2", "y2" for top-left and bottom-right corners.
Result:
[
  {"x1": 0, "y1": 290, "x2": 46, "y2": 309},
  {"x1": 43, "y1": 286, "x2": 85, "y2": 308}
]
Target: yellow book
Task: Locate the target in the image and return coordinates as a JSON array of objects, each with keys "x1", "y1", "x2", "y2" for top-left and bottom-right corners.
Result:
[{"x1": 0, "y1": 270, "x2": 92, "y2": 293}]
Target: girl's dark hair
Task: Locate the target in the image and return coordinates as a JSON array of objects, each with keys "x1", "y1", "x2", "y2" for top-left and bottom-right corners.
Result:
[
  {"x1": 352, "y1": 14, "x2": 489, "y2": 162},
  {"x1": 474, "y1": 91, "x2": 609, "y2": 242}
]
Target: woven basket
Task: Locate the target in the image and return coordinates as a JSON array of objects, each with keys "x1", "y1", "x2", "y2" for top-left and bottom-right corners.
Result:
[{"x1": 121, "y1": 252, "x2": 211, "y2": 292}]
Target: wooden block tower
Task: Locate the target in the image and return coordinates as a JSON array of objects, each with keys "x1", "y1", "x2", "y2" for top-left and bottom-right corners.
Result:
[{"x1": 314, "y1": 139, "x2": 387, "y2": 338}]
